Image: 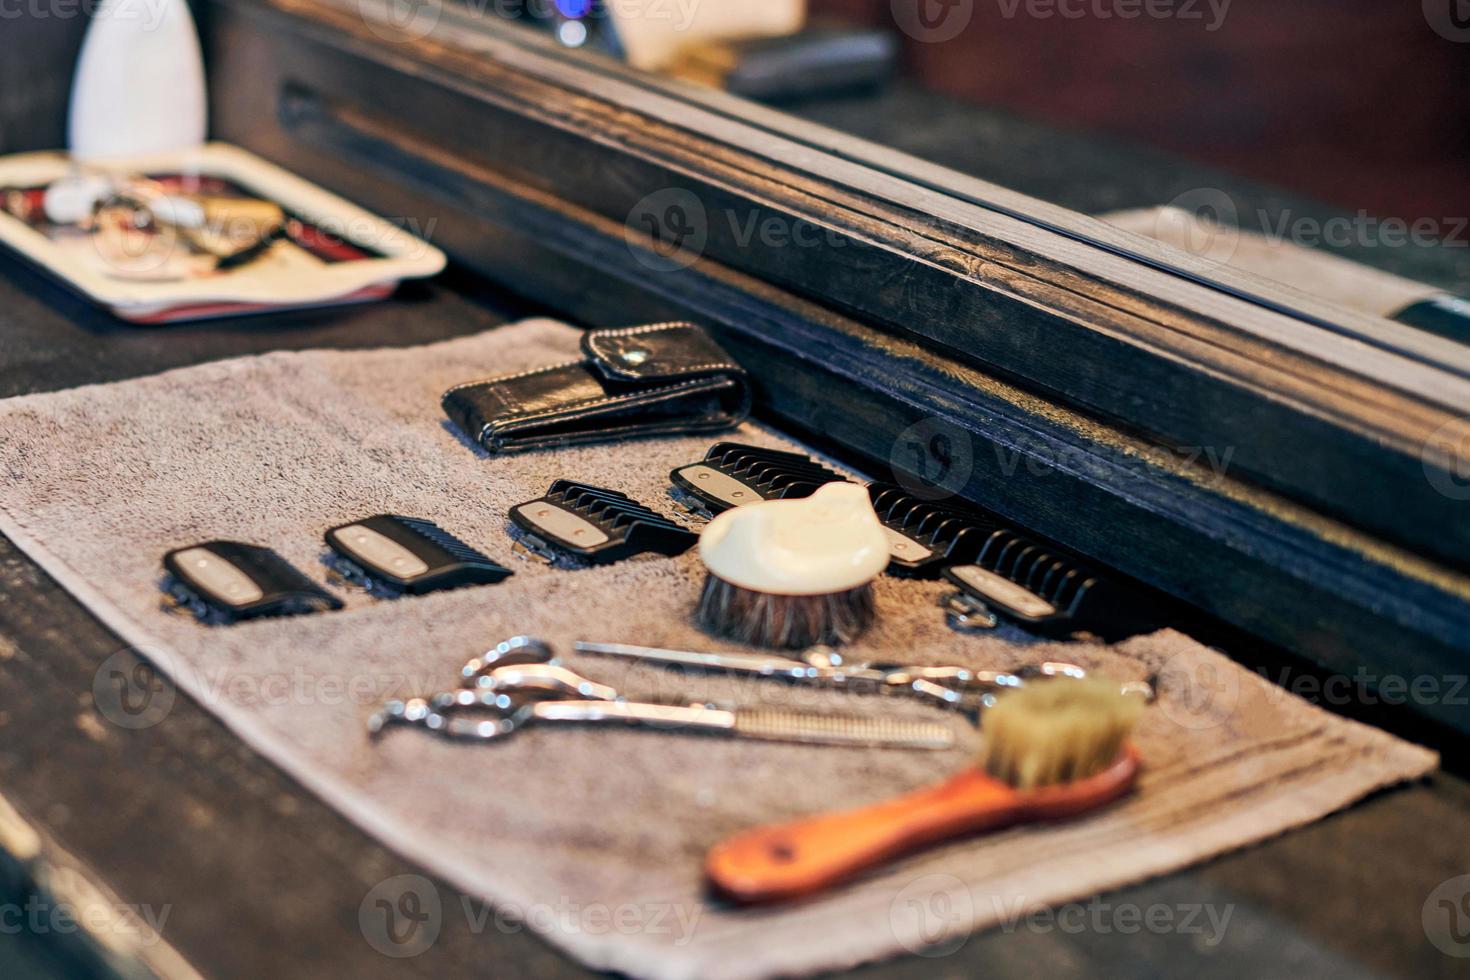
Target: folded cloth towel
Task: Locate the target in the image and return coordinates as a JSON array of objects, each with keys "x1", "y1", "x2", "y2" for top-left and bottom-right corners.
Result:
[{"x1": 0, "y1": 319, "x2": 1437, "y2": 980}]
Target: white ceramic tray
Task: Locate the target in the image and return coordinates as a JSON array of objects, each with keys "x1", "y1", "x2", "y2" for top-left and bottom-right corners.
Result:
[{"x1": 0, "y1": 143, "x2": 445, "y2": 323}]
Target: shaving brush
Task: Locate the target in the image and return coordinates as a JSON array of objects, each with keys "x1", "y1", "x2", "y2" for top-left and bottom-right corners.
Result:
[
  {"x1": 695, "y1": 482, "x2": 889, "y2": 649},
  {"x1": 979, "y1": 677, "x2": 1144, "y2": 789},
  {"x1": 706, "y1": 677, "x2": 1146, "y2": 904}
]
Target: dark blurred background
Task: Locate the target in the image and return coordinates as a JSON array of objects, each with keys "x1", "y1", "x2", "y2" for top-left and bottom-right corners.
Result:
[
  {"x1": 0, "y1": 18, "x2": 88, "y2": 157},
  {"x1": 4, "y1": 3, "x2": 1469, "y2": 228},
  {"x1": 811, "y1": 0, "x2": 1470, "y2": 221}
]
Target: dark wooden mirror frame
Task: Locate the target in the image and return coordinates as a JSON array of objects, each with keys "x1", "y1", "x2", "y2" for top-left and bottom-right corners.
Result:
[{"x1": 196, "y1": 0, "x2": 1470, "y2": 736}]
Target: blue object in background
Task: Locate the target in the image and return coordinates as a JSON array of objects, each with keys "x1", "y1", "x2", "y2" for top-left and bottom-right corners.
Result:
[{"x1": 556, "y1": 0, "x2": 595, "y2": 18}]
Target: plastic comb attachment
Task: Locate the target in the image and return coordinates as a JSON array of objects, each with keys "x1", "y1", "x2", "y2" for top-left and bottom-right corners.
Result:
[
  {"x1": 670, "y1": 442, "x2": 844, "y2": 517},
  {"x1": 866, "y1": 483, "x2": 1008, "y2": 578},
  {"x1": 325, "y1": 515, "x2": 513, "y2": 595},
  {"x1": 510, "y1": 481, "x2": 698, "y2": 564},
  {"x1": 162, "y1": 541, "x2": 342, "y2": 624},
  {"x1": 945, "y1": 530, "x2": 1120, "y2": 634}
]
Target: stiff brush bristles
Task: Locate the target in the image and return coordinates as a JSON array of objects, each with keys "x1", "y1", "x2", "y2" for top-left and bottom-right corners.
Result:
[
  {"x1": 696, "y1": 574, "x2": 876, "y2": 649},
  {"x1": 981, "y1": 678, "x2": 1144, "y2": 790}
]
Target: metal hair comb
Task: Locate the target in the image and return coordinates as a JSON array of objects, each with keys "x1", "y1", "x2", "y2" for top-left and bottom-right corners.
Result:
[
  {"x1": 369, "y1": 637, "x2": 954, "y2": 750},
  {"x1": 508, "y1": 481, "x2": 697, "y2": 564},
  {"x1": 370, "y1": 697, "x2": 954, "y2": 749},
  {"x1": 669, "y1": 442, "x2": 845, "y2": 519}
]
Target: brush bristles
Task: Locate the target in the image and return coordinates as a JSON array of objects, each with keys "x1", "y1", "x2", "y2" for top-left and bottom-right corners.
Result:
[
  {"x1": 696, "y1": 574, "x2": 876, "y2": 649},
  {"x1": 981, "y1": 678, "x2": 1143, "y2": 790}
]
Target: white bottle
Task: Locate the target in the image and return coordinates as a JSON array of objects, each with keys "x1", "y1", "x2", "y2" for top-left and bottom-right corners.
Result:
[{"x1": 68, "y1": 0, "x2": 208, "y2": 162}]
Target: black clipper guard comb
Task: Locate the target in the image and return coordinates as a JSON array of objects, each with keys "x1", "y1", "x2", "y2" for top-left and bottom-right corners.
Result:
[
  {"x1": 669, "y1": 442, "x2": 845, "y2": 517},
  {"x1": 942, "y1": 533, "x2": 1136, "y2": 637},
  {"x1": 509, "y1": 481, "x2": 698, "y2": 564},
  {"x1": 162, "y1": 541, "x2": 342, "y2": 624},
  {"x1": 325, "y1": 515, "x2": 513, "y2": 596},
  {"x1": 867, "y1": 483, "x2": 1008, "y2": 579}
]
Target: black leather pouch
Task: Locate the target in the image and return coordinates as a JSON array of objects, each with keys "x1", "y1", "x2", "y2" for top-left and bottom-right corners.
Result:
[{"x1": 442, "y1": 323, "x2": 752, "y2": 454}]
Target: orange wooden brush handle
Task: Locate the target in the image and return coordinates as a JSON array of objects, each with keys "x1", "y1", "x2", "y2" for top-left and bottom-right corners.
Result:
[
  {"x1": 707, "y1": 770, "x2": 1023, "y2": 905},
  {"x1": 706, "y1": 746, "x2": 1141, "y2": 905}
]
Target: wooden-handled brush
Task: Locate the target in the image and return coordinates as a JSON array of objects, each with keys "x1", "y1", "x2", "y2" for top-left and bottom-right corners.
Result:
[{"x1": 705, "y1": 678, "x2": 1145, "y2": 905}]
